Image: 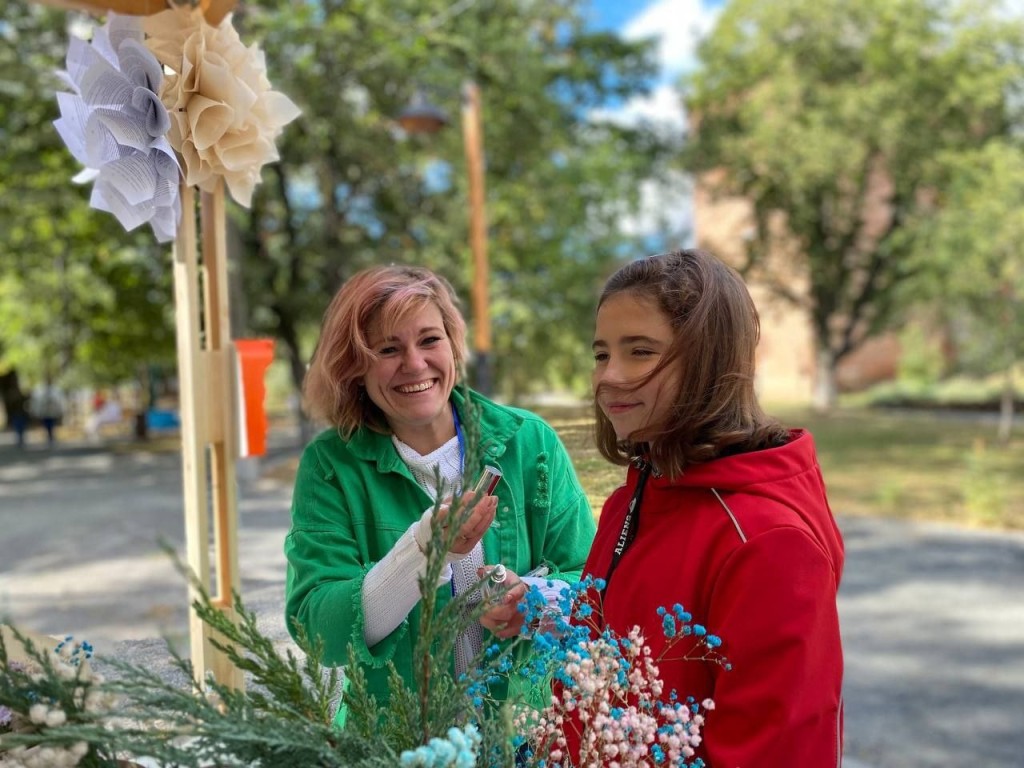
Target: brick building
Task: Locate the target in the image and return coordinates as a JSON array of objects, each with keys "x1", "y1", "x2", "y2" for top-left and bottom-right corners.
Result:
[{"x1": 693, "y1": 170, "x2": 900, "y2": 404}]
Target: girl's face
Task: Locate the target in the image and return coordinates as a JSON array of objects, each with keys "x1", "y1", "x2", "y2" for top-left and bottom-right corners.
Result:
[
  {"x1": 592, "y1": 292, "x2": 679, "y2": 443},
  {"x1": 363, "y1": 301, "x2": 457, "y2": 450}
]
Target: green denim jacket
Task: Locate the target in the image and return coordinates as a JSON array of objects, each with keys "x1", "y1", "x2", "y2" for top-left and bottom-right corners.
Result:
[{"x1": 284, "y1": 389, "x2": 595, "y2": 715}]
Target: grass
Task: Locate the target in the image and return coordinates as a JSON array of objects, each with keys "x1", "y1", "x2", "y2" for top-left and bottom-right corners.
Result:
[
  {"x1": 140, "y1": 402, "x2": 1024, "y2": 531},
  {"x1": 539, "y1": 404, "x2": 1024, "y2": 531}
]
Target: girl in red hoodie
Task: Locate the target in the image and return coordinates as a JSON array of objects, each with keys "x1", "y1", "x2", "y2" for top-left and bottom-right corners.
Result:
[{"x1": 577, "y1": 249, "x2": 845, "y2": 767}]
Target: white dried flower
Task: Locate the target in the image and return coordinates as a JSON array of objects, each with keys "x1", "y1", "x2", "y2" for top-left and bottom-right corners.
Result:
[
  {"x1": 53, "y1": 13, "x2": 182, "y2": 243},
  {"x1": 44, "y1": 707, "x2": 67, "y2": 727},
  {"x1": 144, "y1": 7, "x2": 300, "y2": 207}
]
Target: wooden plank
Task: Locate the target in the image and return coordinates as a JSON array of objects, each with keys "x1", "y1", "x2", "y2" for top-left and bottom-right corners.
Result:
[
  {"x1": 172, "y1": 181, "x2": 213, "y2": 685},
  {"x1": 29, "y1": 0, "x2": 237, "y2": 24},
  {"x1": 200, "y1": 182, "x2": 243, "y2": 689}
]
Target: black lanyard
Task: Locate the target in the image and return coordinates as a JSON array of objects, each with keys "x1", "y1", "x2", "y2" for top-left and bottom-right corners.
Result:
[{"x1": 601, "y1": 462, "x2": 652, "y2": 598}]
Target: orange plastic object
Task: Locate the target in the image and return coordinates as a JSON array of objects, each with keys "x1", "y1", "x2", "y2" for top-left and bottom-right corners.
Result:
[{"x1": 235, "y1": 338, "x2": 274, "y2": 457}]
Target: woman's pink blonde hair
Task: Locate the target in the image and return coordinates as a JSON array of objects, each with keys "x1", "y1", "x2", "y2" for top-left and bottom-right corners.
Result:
[{"x1": 303, "y1": 265, "x2": 468, "y2": 436}]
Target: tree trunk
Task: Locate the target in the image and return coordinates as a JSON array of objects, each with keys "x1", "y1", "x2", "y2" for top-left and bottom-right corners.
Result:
[
  {"x1": 997, "y1": 363, "x2": 1015, "y2": 445},
  {"x1": 812, "y1": 347, "x2": 839, "y2": 412},
  {"x1": 279, "y1": 320, "x2": 315, "y2": 446}
]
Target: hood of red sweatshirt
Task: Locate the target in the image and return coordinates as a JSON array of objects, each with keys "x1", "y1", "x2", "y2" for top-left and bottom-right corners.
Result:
[{"x1": 652, "y1": 428, "x2": 844, "y2": 585}]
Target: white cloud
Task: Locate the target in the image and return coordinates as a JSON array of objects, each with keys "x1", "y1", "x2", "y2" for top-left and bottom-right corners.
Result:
[
  {"x1": 623, "y1": 0, "x2": 720, "y2": 79},
  {"x1": 590, "y1": 83, "x2": 686, "y2": 137},
  {"x1": 589, "y1": 2, "x2": 719, "y2": 239},
  {"x1": 590, "y1": 1, "x2": 720, "y2": 134},
  {"x1": 617, "y1": 171, "x2": 694, "y2": 242}
]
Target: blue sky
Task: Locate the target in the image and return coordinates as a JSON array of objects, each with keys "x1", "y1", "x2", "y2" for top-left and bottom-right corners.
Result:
[
  {"x1": 579, "y1": 0, "x2": 725, "y2": 244},
  {"x1": 587, "y1": 0, "x2": 661, "y2": 31},
  {"x1": 583, "y1": 0, "x2": 723, "y2": 132}
]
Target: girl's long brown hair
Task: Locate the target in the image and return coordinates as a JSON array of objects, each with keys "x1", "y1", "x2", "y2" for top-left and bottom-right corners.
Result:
[{"x1": 594, "y1": 249, "x2": 787, "y2": 478}]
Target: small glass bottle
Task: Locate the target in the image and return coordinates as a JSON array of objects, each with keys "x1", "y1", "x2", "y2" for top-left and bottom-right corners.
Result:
[{"x1": 481, "y1": 563, "x2": 507, "y2": 602}]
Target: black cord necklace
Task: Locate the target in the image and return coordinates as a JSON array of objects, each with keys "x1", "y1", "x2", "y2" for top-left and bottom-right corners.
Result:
[{"x1": 601, "y1": 457, "x2": 652, "y2": 598}]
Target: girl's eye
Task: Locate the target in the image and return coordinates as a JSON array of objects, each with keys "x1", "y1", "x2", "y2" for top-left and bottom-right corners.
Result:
[
  {"x1": 593, "y1": 352, "x2": 609, "y2": 363},
  {"x1": 632, "y1": 348, "x2": 655, "y2": 357}
]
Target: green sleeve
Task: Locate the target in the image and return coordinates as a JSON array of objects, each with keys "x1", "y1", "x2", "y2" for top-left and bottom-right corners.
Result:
[
  {"x1": 533, "y1": 422, "x2": 596, "y2": 586},
  {"x1": 284, "y1": 443, "x2": 410, "y2": 668}
]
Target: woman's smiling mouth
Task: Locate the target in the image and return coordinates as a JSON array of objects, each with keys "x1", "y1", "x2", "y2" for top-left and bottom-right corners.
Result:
[{"x1": 396, "y1": 380, "x2": 436, "y2": 394}]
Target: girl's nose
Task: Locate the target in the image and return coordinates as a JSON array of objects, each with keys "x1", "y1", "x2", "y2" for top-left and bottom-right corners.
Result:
[{"x1": 597, "y1": 357, "x2": 627, "y2": 385}]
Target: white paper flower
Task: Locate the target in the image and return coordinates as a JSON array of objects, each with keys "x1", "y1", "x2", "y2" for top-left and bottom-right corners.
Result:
[
  {"x1": 53, "y1": 14, "x2": 182, "y2": 244},
  {"x1": 144, "y1": 7, "x2": 301, "y2": 207}
]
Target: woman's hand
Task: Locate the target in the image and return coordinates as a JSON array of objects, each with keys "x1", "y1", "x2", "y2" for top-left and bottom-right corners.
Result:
[
  {"x1": 436, "y1": 491, "x2": 497, "y2": 555},
  {"x1": 477, "y1": 567, "x2": 528, "y2": 639}
]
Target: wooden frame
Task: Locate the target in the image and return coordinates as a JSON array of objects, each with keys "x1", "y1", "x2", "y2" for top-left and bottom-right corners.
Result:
[
  {"x1": 173, "y1": 180, "x2": 243, "y2": 689},
  {"x1": 27, "y1": 0, "x2": 246, "y2": 690},
  {"x1": 31, "y1": 0, "x2": 237, "y2": 26}
]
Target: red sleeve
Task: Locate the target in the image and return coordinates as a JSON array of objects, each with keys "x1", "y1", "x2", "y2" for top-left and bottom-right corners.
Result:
[{"x1": 703, "y1": 527, "x2": 843, "y2": 768}]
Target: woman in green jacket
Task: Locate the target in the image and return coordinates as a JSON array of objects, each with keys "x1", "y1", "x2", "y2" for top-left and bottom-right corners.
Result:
[{"x1": 284, "y1": 264, "x2": 595, "y2": 714}]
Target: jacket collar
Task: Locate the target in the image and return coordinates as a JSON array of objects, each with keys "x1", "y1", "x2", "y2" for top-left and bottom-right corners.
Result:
[{"x1": 345, "y1": 387, "x2": 522, "y2": 472}]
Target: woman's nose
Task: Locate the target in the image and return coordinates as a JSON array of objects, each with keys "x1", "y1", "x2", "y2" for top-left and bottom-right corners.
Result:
[{"x1": 401, "y1": 348, "x2": 427, "y2": 371}]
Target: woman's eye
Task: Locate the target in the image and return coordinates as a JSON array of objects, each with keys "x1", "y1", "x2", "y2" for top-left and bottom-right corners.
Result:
[
  {"x1": 378, "y1": 345, "x2": 398, "y2": 356},
  {"x1": 593, "y1": 352, "x2": 609, "y2": 363},
  {"x1": 421, "y1": 335, "x2": 442, "y2": 346}
]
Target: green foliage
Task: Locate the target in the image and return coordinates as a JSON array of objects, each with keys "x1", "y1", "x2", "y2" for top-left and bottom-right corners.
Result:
[
  {"x1": 2, "y1": 1, "x2": 669, "y2": 401},
  {"x1": 683, "y1": 0, "x2": 1024, "y2": 405},
  {"x1": 919, "y1": 139, "x2": 1024, "y2": 377},
  {"x1": 229, "y1": 0, "x2": 669, "y2": 399},
  {"x1": 341, "y1": 390, "x2": 523, "y2": 763},
  {"x1": 961, "y1": 440, "x2": 1009, "y2": 526},
  {"x1": 0, "y1": 4, "x2": 176, "y2": 391},
  {"x1": 895, "y1": 322, "x2": 947, "y2": 385},
  {"x1": 0, "y1": 390, "x2": 528, "y2": 767},
  {"x1": 1, "y1": 579, "x2": 395, "y2": 767}
]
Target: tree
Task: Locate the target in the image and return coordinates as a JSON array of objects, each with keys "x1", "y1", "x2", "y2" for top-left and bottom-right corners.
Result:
[
  {"x1": 232, "y1": 0, "x2": 669, "y2": 404},
  {"x1": 0, "y1": 3, "x2": 176, "y2": 422},
  {"x1": 2, "y1": 0, "x2": 672, "y2": 429},
  {"x1": 923, "y1": 140, "x2": 1024, "y2": 442},
  {"x1": 683, "y1": 0, "x2": 1024, "y2": 409}
]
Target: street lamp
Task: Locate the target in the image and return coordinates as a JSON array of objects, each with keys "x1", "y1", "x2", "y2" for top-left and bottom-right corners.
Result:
[{"x1": 398, "y1": 82, "x2": 493, "y2": 395}]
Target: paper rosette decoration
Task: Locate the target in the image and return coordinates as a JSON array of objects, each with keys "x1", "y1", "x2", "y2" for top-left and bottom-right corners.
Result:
[
  {"x1": 144, "y1": 7, "x2": 301, "y2": 207},
  {"x1": 53, "y1": 13, "x2": 182, "y2": 243}
]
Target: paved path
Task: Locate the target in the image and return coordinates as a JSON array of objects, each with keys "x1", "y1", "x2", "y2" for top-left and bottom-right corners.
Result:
[{"x1": 1, "y1": 430, "x2": 1023, "y2": 766}]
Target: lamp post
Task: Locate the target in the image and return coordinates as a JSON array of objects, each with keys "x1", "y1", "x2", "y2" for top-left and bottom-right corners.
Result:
[{"x1": 398, "y1": 82, "x2": 493, "y2": 395}]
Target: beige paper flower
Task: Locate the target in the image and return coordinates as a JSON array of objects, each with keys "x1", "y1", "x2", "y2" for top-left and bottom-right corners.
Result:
[{"x1": 144, "y1": 7, "x2": 300, "y2": 207}]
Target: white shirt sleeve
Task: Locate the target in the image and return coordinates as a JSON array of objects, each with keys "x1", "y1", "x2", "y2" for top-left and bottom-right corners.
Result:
[{"x1": 361, "y1": 506, "x2": 465, "y2": 646}]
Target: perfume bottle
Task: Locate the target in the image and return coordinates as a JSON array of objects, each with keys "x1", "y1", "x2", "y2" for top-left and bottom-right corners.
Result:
[
  {"x1": 481, "y1": 563, "x2": 507, "y2": 602},
  {"x1": 469, "y1": 465, "x2": 503, "y2": 496}
]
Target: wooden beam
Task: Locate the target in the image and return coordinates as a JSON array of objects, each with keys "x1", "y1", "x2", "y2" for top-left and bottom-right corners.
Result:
[
  {"x1": 174, "y1": 180, "x2": 243, "y2": 691},
  {"x1": 28, "y1": 0, "x2": 237, "y2": 25},
  {"x1": 461, "y1": 81, "x2": 490, "y2": 357}
]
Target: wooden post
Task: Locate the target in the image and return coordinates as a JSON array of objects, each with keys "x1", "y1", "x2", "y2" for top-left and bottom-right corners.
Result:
[
  {"x1": 172, "y1": 178, "x2": 244, "y2": 690},
  {"x1": 461, "y1": 80, "x2": 492, "y2": 395}
]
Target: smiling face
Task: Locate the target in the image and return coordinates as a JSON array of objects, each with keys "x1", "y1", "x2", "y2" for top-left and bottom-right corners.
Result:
[
  {"x1": 592, "y1": 291, "x2": 680, "y2": 443},
  {"x1": 363, "y1": 301, "x2": 458, "y2": 453}
]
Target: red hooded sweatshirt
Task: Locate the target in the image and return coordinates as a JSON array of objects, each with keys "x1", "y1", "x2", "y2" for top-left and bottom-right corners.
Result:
[{"x1": 573, "y1": 430, "x2": 844, "y2": 767}]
